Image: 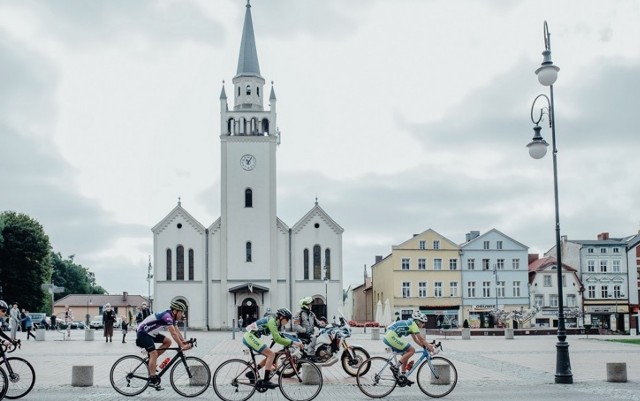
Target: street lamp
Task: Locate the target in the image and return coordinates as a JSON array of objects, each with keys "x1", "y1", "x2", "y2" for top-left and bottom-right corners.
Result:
[
  {"x1": 146, "y1": 256, "x2": 153, "y2": 311},
  {"x1": 608, "y1": 290, "x2": 625, "y2": 332},
  {"x1": 324, "y1": 265, "x2": 329, "y2": 319},
  {"x1": 527, "y1": 21, "x2": 572, "y2": 384},
  {"x1": 86, "y1": 297, "x2": 92, "y2": 326}
]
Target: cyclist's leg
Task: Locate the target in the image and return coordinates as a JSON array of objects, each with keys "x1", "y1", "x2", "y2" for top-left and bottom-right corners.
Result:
[
  {"x1": 136, "y1": 333, "x2": 160, "y2": 377},
  {"x1": 383, "y1": 331, "x2": 412, "y2": 371},
  {"x1": 243, "y1": 332, "x2": 275, "y2": 386}
]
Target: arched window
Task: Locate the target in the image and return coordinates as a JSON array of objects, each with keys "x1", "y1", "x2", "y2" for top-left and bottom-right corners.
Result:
[
  {"x1": 237, "y1": 86, "x2": 240, "y2": 96},
  {"x1": 245, "y1": 188, "x2": 253, "y2": 207},
  {"x1": 325, "y1": 248, "x2": 331, "y2": 279},
  {"x1": 188, "y1": 249, "x2": 194, "y2": 280},
  {"x1": 262, "y1": 118, "x2": 269, "y2": 135},
  {"x1": 303, "y1": 249, "x2": 309, "y2": 280},
  {"x1": 246, "y1": 241, "x2": 252, "y2": 262},
  {"x1": 166, "y1": 249, "x2": 172, "y2": 280},
  {"x1": 313, "y1": 245, "x2": 321, "y2": 280},
  {"x1": 257, "y1": 86, "x2": 260, "y2": 97},
  {"x1": 176, "y1": 245, "x2": 184, "y2": 280},
  {"x1": 246, "y1": 85, "x2": 251, "y2": 95}
]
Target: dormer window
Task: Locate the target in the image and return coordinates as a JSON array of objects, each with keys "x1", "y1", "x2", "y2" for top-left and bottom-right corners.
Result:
[{"x1": 246, "y1": 85, "x2": 251, "y2": 95}]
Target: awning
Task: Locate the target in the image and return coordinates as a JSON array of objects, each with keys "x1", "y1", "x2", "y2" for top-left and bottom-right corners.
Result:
[{"x1": 228, "y1": 283, "x2": 269, "y2": 294}]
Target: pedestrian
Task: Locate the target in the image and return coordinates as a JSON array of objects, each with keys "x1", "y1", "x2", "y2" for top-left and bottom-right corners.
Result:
[
  {"x1": 103, "y1": 303, "x2": 116, "y2": 342},
  {"x1": 135, "y1": 302, "x2": 151, "y2": 326},
  {"x1": 121, "y1": 318, "x2": 129, "y2": 343},
  {"x1": 50, "y1": 314, "x2": 57, "y2": 330},
  {"x1": 9, "y1": 303, "x2": 19, "y2": 340},
  {"x1": 64, "y1": 306, "x2": 73, "y2": 338},
  {"x1": 20, "y1": 308, "x2": 26, "y2": 332},
  {"x1": 22, "y1": 311, "x2": 36, "y2": 340},
  {"x1": 238, "y1": 316, "x2": 244, "y2": 329}
]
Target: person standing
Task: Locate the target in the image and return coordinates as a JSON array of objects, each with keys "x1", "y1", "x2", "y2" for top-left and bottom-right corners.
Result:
[
  {"x1": 64, "y1": 306, "x2": 73, "y2": 338},
  {"x1": 22, "y1": 311, "x2": 35, "y2": 340},
  {"x1": 121, "y1": 318, "x2": 129, "y2": 343},
  {"x1": 102, "y1": 303, "x2": 116, "y2": 343},
  {"x1": 135, "y1": 302, "x2": 151, "y2": 326},
  {"x1": 9, "y1": 303, "x2": 20, "y2": 341}
]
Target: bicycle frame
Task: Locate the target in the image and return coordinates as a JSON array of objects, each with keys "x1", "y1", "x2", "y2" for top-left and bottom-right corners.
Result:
[
  {"x1": 246, "y1": 344, "x2": 303, "y2": 380},
  {"x1": 385, "y1": 342, "x2": 442, "y2": 379}
]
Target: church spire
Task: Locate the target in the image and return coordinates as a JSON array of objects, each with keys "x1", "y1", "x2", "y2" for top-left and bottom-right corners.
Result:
[{"x1": 236, "y1": 0, "x2": 261, "y2": 78}]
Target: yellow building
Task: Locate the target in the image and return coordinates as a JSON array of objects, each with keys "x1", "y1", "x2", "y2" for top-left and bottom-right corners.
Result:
[{"x1": 371, "y1": 229, "x2": 462, "y2": 329}]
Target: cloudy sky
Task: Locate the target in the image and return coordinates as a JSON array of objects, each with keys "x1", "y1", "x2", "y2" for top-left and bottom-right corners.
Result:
[{"x1": 1, "y1": 0, "x2": 639, "y2": 297}]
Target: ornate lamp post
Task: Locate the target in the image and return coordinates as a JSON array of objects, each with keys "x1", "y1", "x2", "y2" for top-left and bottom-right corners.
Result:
[
  {"x1": 526, "y1": 21, "x2": 573, "y2": 384},
  {"x1": 324, "y1": 264, "x2": 329, "y2": 319},
  {"x1": 146, "y1": 256, "x2": 153, "y2": 311}
]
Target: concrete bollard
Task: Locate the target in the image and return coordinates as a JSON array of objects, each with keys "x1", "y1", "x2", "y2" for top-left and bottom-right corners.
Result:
[
  {"x1": 71, "y1": 365, "x2": 94, "y2": 387},
  {"x1": 301, "y1": 364, "x2": 322, "y2": 384},
  {"x1": 35, "y1": 328, "x2": 46, "y2": 341},
  {"x1": 430, "y1": 363, "x2": 451, "y2": 385},
  {"x1": 371, "y1": 328, "x2": 380, "y2": 340},
  {"x1": 188, "y1": 365, "x2": 209, "y2": 386},
  {"x1": 84, "y1": 329, "x2": 95, "y2": 341},
  {"x1": 606, "y1": 362, "x2": 627, "y2": 382},
  {"x1": 461, "y1": 328, "x2": 471, "y2": 340},
  {"x1": 504, "y1": 328, "x2": 514, "y2": 340}
]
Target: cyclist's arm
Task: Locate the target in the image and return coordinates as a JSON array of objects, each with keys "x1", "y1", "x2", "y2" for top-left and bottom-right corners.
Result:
[
  {"x1": 167, "y1": 325, "x2": 191, "y2": 350},
  {"x1": 0, "y1": 328, "x2": 12, "y2": 342},
  {"x1": 266, "y1": 318, "x2": 293, "y2": 347}
]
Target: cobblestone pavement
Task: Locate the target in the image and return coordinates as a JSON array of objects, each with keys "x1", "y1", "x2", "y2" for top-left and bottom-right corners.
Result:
[{"x1": 6, "y1": 328, "x2": 640, "y2": 400}]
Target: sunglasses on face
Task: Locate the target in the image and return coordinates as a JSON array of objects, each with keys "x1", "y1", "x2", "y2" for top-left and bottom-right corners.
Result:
[{"x1": 0, "y1": 309, "x2": 7, "y2": 313}]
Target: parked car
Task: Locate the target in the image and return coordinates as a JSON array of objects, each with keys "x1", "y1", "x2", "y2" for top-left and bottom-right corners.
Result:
[
  {"x1": 89, "y1": 315, "x2": 103, "y2": 329},
  {"x1": 30, "y1": 313, "x2": 51, "y2": 329},
  {"x1": 71, "y1": 321, "x2": 86, "y2": 330}
]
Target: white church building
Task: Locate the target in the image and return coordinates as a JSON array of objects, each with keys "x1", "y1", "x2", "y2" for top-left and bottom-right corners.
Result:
[{"x1": 151, "y1": 1, "x2": 343, "y2": 330}]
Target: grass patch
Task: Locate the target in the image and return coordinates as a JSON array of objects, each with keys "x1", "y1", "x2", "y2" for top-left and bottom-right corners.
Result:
[{"x1": 605, "y1": 339, "x2": 640, "y2": 345}]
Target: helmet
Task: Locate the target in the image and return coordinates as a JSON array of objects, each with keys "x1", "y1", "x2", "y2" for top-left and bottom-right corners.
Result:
[
  {"x1": 276, "y1": 307, "x2": 293, "y2": 320},
  {"x1": 0, "y1": 300, "x2": 7, "y2": 311},
  {"x1": 299, "y1": 296, "x2": 313, "y2": 309},
  {"x1": 412, "y1": 311, "x2": 428, "y2": 323},
  {"x1": 170, "y1": 299, "x2": 187, "y2": 312}
]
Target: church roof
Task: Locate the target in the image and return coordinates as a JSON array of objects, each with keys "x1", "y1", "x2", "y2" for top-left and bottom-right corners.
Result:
[
  {"x1": 235, "y1": 1, "x2": 261, "y2": 78},
  {"x1": 151, "y1": 200, "x2": 206, "y2": 235},
  {"x1": 291, "y1": 201, "x2": 344, "y2": 235}
]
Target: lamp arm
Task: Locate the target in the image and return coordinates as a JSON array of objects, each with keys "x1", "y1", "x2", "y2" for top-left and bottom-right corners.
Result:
[{"x1": 530, "y1": 94, "x2": 551, "y2": 126}]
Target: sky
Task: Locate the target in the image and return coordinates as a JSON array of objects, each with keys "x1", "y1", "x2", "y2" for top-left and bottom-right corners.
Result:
[{"x1": 1, "y1": 0, "x2": 639, "y2": 297}]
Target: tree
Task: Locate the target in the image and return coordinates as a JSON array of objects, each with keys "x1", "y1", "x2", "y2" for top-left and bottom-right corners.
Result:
[
  {"x1": 0, "y1": 211, "x2": 52, "y2": 312},
  {"x1": 51, "y1": 253, "x2": 106, "y2": 300}
]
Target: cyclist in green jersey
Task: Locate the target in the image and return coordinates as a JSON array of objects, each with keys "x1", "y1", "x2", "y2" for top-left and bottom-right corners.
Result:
[{"x1": 384, "y1": 311, "x2": 434, "y2": 384}]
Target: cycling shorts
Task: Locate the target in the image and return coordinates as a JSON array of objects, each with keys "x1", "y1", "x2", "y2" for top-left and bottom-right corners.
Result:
[
  {"x1": 136, "y1": 333, "x2": 166, "y2": 352},
  {"x1": 383, "y1": 330, "x2": 411, "y2": 353},
  {"x1": 243, "y1": 331, "x2": 268, "y2": 353}
]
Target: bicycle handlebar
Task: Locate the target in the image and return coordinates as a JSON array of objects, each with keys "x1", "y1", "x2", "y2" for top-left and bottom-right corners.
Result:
[{"x1": 1, "y1": 339, "x2": 20, "y2": 353}]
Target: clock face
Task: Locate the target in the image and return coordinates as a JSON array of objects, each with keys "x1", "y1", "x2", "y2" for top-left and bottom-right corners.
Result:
[{"x1": 240, "y1": 154, "x2": 256, "y2": 170}]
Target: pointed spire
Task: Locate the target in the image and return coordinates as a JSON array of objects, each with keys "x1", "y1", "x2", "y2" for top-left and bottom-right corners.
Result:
[
  {"x1": 236, "y1": 0, "x2": 261, "y2": 78},
  {"x1": 269, "y1": 81, "x2": 277, "y2": 100},
  {"x1": 178, "y1": 197, "x2": 181, "y2": 207},
  {"x1": 220, "y1": 80, "x2": 227, "y2": 99}
]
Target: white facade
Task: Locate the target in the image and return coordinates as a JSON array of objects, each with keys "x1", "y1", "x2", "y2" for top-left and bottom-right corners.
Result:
[{"x1": 151, "y1": 3, "x2": 343, "y2": 329}]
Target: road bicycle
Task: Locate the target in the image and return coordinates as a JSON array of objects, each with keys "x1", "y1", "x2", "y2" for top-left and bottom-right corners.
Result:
[
  {"x1": 212, "y1": 336, "x2": 323, "y2": 401},
  {"x1": 109, "y1": 338, "x2": 210, "y2": 397},
  {"x1": 356, "y1": 341, "x2": 457, "y2": 398},
  {"x1": 0, "y1": 340, "x2": 36, "y2": 399}
]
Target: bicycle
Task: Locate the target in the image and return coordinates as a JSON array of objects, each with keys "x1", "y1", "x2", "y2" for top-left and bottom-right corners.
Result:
[
  {"x1": 0, "y1": 340, "x2": 36, "y2": 399},
  {"x1": 212, "y1": 336, "x2": 323, "y2": 401},
  {"x1": 356, "y1": 341, "x2": 457, "y2": 398},
  {"x1": 109, "y1": 338, "x2": 210, "y2": 397}
]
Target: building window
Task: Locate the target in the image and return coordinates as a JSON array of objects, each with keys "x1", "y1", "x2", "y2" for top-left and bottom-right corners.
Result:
[
  {"x1": 497, "y1": 281, "x2": 505, "y2": 297},
  {"x1": 434, "y1": 282, "x2": 443, "y2": 297},
  {"x1": 497, "y1": 241, "x2": 503, "y2": 250},
  {"x1": 246, "y1": 242, "x2": 252, "y2": 262},
  {"x1": 245, "y1": 188, "x2": 253, "y2": 207},
  {"x1": 418, "y1": 258, "x2": 426, "y2": 270},
  {"x1": 434, "y1": 259, "x2": 442, "y2": 270},
  {"x1": 402, "y1": 282, "x2": 411, "y2": 298},
  {"x1": 482, "y1": 259, "x2": 490, "y2": 270},
  {"x1": 600, "y1": 286, "x2": 609, "y2": 298},
  {"x1": 176, "y1": 245, "x2": 184, "y2": 280},
  {"x1": 613, "y1": 285, "x2": 623, "y2": 298},
  {"x1": 450, "y1": 282, "x2": 458, "y2": 297},
  {"x1": 612, "y1": 260, "x2": 621, "y2": 272},
  {"x1": 324, "y1": 248, "x2": 331, "y2": 279},
  {"x1": 166, "y1": 248, "x2": 172, "y2": 280},
  {"x1": 587, "y1": 260, "x2": 595, "y2": 272},
  {"x1": 512, "y1": 281, "x2": 521, "y2": 297},
  {"x1": 467, "y1": 259, "x2": 475, "y2": 270},
  {"x1": 587, "y1": 248, "x2": 594, "y2": 253},
  {"x1": 418, "y1": 282, "x2": 427, "y2": 297},
  {"x1": 534, "y1": 295, "x2": 544, "y2": 307},
  {"x1": 483, "y1": 241, "x2": 490, "y2": 250},
  {"x1": 467, "y1": 281, "x2": 476, "y2": 297},
  {"x1": 587, "y1": 285, "x2": 596, "y2": 299},
  {"x1": 188, "y1": 249, "x2": 194, "y2": 280},
  {"x1": 600, "y1": 248, "x2": 607, "y2": 254},
  {"x1": 257, "y1": 86, "x2": 260, "y2": 97},
  {"x1": 449, "y1": 259, "x2": 458, "y2": 270},
  {"x1": 419, "y1": 240, "x2": 426, "y2": 250},
  {"x1": 512, "y1": 259, "x2": 520, "y2": 269},
  {"x1": 401, "y1": 258, "x2": 410, "y2": 270},
  {"x1": 433, "y1": 240, "x2": 440, "y2": 250},
  {"x1": 613, "y1": 247, "x2": 619, "y2": 253},
  {"x1": 482, "y1": 281, "x2": 491, "y2": 298},
  {"x1": 543, "y1": 275, "x2": 552, "y2": 287},
  {"x1": 600, "y1": 260, "x2": 608, "y2": 273},
  {"x1": 496, "y1": 259, "x2": 504, "y2": 270},
  {"x1": 401, "y1": 309, "x2": 413, "y2": 320},
  {"x1": 246, "y1": 84, "x2": 251, "y2": 95},
  {"x1": 567, "y1": 294, "x2": 576, "y2": 307},
  {"x1": 313, "y1": 245, "x2": 321, "y2": 280},
  {"x1": 303, "y1": 249, "x2": 309, "y2": 280},
  {"x1": 550, "y1": 294, "x2": 558, "y2": 307}
]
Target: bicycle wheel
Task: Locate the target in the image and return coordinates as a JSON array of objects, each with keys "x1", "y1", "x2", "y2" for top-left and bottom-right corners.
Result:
[
  {"x1": 109, "y1": 355, "x2": 150, "y2": 396},
  {"x1": 356, "y1": 357, "x2": 397, "y2": 398},
  {"x1": 3, "y1": 357, "x2": 36, "y2": 399},
  {"x1": 416, "y1": 356, "x2": 458, "y2": 398},
  {"x1": 212, "y1": 359, "x2": 257, "y2": 401},
  {"x1": 170, "y1": 356, "x2": 211, "y2": 397},
  {"x1": 0, "y1": 367, "x2": 9, "y2": 400},
  {"x1": 341, "y1": 346, "x2": 370, "y2": 377},
  {"x1": 277, "y1": 352, "x2": 300, "y2": 378},
  {"x1": 278, "y1": 360, "x2": 322, "y2": 401}
]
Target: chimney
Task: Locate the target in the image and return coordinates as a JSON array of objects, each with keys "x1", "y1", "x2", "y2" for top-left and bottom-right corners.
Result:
[
  {"x1": 465, "y1": 231, "x2": 480, "y2": 242},
  {"x1": 375, "y1": 255, "x2": 383, "y2": 263},
  {"x1": 122, "y1": 291, "x2": 128, "y2": 301},
  {"x1": 597, "y1": 232, "x2": 609, "y2": 240}
]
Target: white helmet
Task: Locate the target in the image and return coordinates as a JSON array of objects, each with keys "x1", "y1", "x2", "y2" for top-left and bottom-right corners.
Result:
[
  {"x1": 299, "y1": 296, "x2": 313, "y2": 310},
  {"x1": 412, "y1": 311, "x2": 428, "y2": 323}
]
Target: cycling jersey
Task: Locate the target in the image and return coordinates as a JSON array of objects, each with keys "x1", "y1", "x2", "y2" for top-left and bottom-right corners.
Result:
[
  {"x1": 243, "y1": 315, "x2": 293, "y2": 352},
  {"x1": 387, "y1": 319, "x2": 420, "y2": 337},
  {"x1": 136, "y1": 310, "x2": 176, "y2": 336}
]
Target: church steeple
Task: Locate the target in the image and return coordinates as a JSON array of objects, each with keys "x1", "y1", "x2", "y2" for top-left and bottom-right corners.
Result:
[{"x1": 236, "y1": 0, "x2": 261, "y2": 79}]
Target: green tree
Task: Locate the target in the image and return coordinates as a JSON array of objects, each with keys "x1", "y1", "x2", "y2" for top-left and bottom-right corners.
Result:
[
  {"x1": 0, "y1": 211, "x2": 52, "y2": 312},
  {"x1": 51, "y1": 253, "x2": 106, "y2": 300}
]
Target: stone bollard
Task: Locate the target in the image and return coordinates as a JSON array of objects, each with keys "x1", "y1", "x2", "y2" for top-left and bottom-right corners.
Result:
[
  {"x1": 461, "y1": 328, "x2": 471, "y2": 340},
  {"x1": 606, "y1": 362, "x2": 627, "y2": 382},
  {"x1": 504, "y1": 328, "x2": 514, "y2": 340},
  {"x1": 430, "y1": 363, "x2": 451, "y2": 385},
  {"x1": 188, "y1": 365, "x2": 210, "y2": 386},
  {"x1": 301, "y1": 364, "x2": 322, "y2": 384},
  {"x1": 84, "y1": 329, "x2": 95, "y2": 341},
  {"x1": 35, "y1": 328, "x2": 46, "y2": 341},
  {"x1": 371, "y1": 328, "x2": 380, "y2": 340},
  {"x1": 71, "y1": 365, "x2": 94, "y2": 387}
]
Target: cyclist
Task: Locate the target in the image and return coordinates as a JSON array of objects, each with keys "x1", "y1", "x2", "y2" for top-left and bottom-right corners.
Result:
[
  {"x1": 136, "y1": 299, "x2": 192, "y2": 388},
  {"x1": 383, "y1": 311, "x2": 434, "y2": 384},
  {"x1": 0, "y1": 301, "x2": 19, "y2": 347},
  {"x1": 292, "y1": 296, "x2": 325, "y2": 356},
  {"x1": 243, "y1": 307, "x2": 303, "y2": 389}
]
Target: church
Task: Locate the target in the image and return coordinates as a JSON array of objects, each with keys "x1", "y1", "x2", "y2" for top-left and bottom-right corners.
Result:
[{"x1": 151, "y1": 1, "x2": 343, "y2": 330}]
